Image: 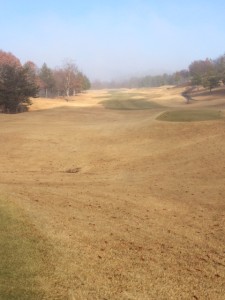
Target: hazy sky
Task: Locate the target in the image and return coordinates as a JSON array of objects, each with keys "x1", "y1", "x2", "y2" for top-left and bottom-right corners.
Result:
[{"x1": 1, "y1": 0, "x2": 225, "y2": 80}]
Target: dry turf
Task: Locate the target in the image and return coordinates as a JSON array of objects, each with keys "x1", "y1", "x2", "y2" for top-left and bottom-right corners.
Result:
[{"x1": 0, "y1": 86, "x2": 225, "y2": 299}]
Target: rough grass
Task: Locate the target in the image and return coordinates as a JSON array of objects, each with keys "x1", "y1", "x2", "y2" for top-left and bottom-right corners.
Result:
[
  {"x1": 157, "y1": 109, "x2": 223, "y2": 122},
  {"x1": 0, "y1": 199, "x2": 53, "y2": 299}
]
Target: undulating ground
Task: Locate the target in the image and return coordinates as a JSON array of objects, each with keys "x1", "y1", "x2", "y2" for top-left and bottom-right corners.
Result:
[{"x1": 0, "y1": 86, "x2": 225, "y2": 299}]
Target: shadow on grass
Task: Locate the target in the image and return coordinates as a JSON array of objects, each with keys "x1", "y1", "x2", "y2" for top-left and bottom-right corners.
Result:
[
  {"x1": 191, "y1": 87, "x2": 225, "y2": 99},
  {"x1": 157, "y1": 109, "x2": 223, "y2": 122},
  {"x1": 0, "y1": 199, "x2": 54, "y2": 299}
]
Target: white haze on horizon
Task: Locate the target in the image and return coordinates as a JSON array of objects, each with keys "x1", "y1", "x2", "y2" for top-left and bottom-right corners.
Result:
[{"x1": 1, "y1": 1, "x2": 225, "y2": 81}]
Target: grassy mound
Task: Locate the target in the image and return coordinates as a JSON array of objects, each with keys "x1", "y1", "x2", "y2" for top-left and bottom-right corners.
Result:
[
  {"x1": 0, "y1": 199, "x2": 53, "y2": 299},
  {"x1": 157, "y1": 109, "x2": 223, "y2": 122}
]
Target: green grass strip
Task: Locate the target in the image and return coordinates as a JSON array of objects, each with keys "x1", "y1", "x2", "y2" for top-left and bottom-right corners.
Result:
[
  {"x1": 100, "y1": 99, "x2": 162, "y2": 110},
  {"x1": 157, "y1": 109, "x2": 223, "y2": 122},
  {"x1": 99, "y1": 90, "x2": 164, "y2": 110},
  {"x1": 0, "y1": 199, "x2": 53, "y2": 299}
]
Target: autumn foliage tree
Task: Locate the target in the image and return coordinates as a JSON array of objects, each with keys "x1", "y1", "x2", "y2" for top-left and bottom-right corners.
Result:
[
  {"x1": 0, "y1": 50, "x2": 39, "y2": 113},
  {"x1": 37, "y1": 60, "x2": 91, "y2": 98},
  {"x1": 52, "y1": 69, "x2": 65, "y2": 96},
  {"x1": 62, "y1": 60, "x2": 78, "y2": 97},
  {"x1": 52, "y1": 61, "x2": 91, "y2": 97}
]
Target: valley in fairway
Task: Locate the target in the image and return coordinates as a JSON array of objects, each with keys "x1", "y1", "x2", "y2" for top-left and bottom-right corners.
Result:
[{"x1": 0, "y1": 86, "x2": 225, "y2": 299}]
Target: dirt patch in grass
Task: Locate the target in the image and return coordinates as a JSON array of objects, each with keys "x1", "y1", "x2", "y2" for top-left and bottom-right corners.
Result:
[
  {"x1": 157, "y1": 109, "x2": 223, "y2": 122},
  {"x1": 65, "y1": 167, "x2": 81, "y2": 173}
]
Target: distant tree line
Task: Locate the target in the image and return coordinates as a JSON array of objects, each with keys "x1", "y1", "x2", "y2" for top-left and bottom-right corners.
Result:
[
  {"x1": 92, "y1": 53, "x2": 225, "y2": 92},
  {"x1": 92, "y1": 70, "x2": 190, "y2": 89},
  {"x1": 1, "y1": 48, "x2": 225, "y2": 113},
  {"x1": 0, "y1": 50, "x2": 91, "y2": 113}
]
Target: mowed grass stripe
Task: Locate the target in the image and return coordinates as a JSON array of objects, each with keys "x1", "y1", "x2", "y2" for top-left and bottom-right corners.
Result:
[
  {"x1": 0, "y1": 199, "x2": 54, "y2": 299},
  {"x1": 99, "y1": 91, "x2": 164, "y2": 110},
  {"x1": 100, "y1": 99, "x2": 163, "y2": 110},
  {"x1": 157, "y1": 109, "x2": 224, "y2": 122}
]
